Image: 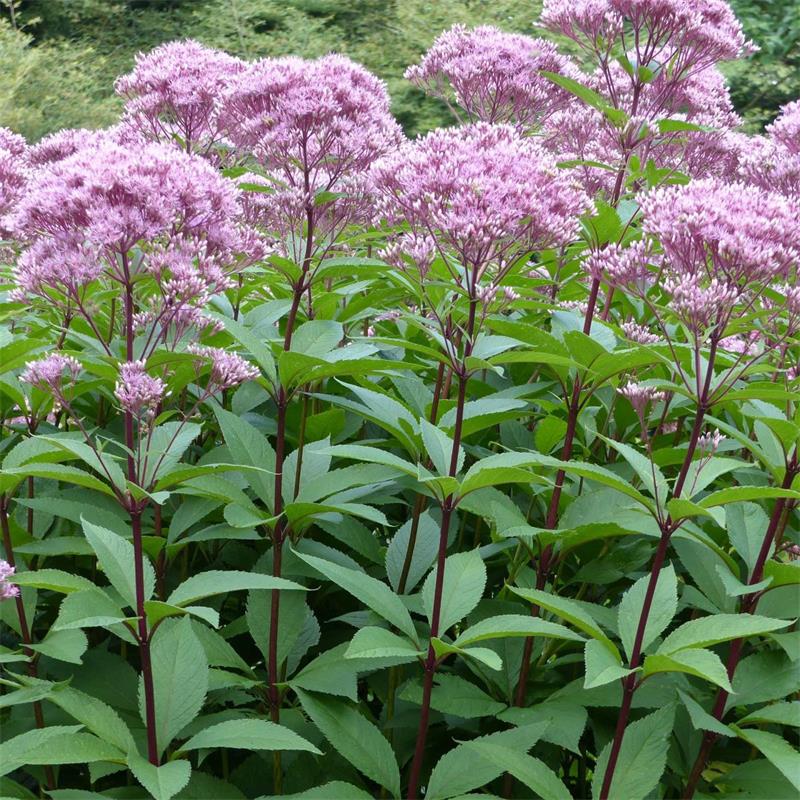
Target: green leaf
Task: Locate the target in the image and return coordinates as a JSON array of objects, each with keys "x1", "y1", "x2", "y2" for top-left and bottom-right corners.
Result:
[
  {"x1": 213, "y1": 406, "x2": 275, "y2": 510},
  {"x1": 678, "y1": 689, "x2": 733, "y2": 737},
  {"x1": 167, "y1": 570, "x2": 305, "y2": 607},
  {"x1": 592, "y1": 705, "x2": 675, "y2": 800},
  {"x1": 293, "y1": 550, "x2": 416, "y2": 640},
  {"x1": 423, "y1": 550, "x2": 486, "y2": 636},
  {"x1": 51, "y1": 588, "x2": 125, "y2": 631},
  {"x1": 180, "y1": 718, "x2": 320, "y2": 754},
  {"x1": 344, "y1": 627, "x2": 423, "y2": 661},
  {"x1": 82, "y1": 517, "x2": 155, "y2": 610},
  {"x1": 144, "y1": 617, "x2": 208, "y2": 757},
  {"x1": 420, "y1": 419, "x2": 462, "y2": 476},
  {"x1": 657, "y1": 614, "x2": 791, "y2": 655},
  {"x1": 617, "y1": 564, "x2": 677, "y2": 660},
  {"x1": 731, "y1": 726, "x2": 800, "y2": 792},
  {"x1": 28, "y1": 628, "x2": 88, "y2": 664},
  {"x1": 583, "y1": 639, "x2": 635, "y2": 689},
  {"x1": 602, "y1": 436, "x2": 667, "y2": 503},
  {"x1": 127, "y1": 749, "x2": 191, "y2": 800},
  {"x1": 541, "y1": 71, "x2": 628, "y2": 126},
  {"x1": 739, "y1": 702, "x2": 800, "y2": 728},
  {"x1": 510, "y1": 587, "x2": 619, "y2": 657},
  {"x1": 399, "y1": 673, "x2": 505, "y2": 718},
  {"x1": 258, "y1": 782, "x2": 374, "y2": 799},
  {"x1": 430, "y1": 638, "x2": 503, "y2": 672},
  {"x1": 9, "y1": 568, "x2": 95, "y2": 594},
  {"x1": 464, "y1": 742, "x2": 571, "y2": 800},
  {"x1": 643, "y1": 648, "x2": 732, "y2": 691},
  {"x1": 295, "y1": 689, "x2": 400, "y2": 798},
  {"x1": 0, "y1": 727, "x2": 124, "y2": 776},
  {"x1": 385, "y1": 510, "x2": 439, "y2": 593},
  {"x1": 454, "y1": 614, "x2": 585, "y2": 648},
  {"x1": 425, "y1": 722, "x2": 549, "y2": 799},
  {"x1": 699, "y1": 486, "x2": 800, "y2": 508}
]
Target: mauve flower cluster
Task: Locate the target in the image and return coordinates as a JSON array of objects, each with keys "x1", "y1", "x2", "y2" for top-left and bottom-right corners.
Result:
[
  {"x1": 219, "y1": 54, "x2": 403, "y2": 260},
  {"x1": 405, "y1": 24, "x2": 579, "y2": 127},
  {"x1": 11, "y1": 138, "x2": 259, "y2": 310},
  {"x1": 188, "y1": 345, "x2": 260, "y2": 391},
  {"x1": 0, "y1": 559, "x2": 18, "y2": 600},
  {"x1": 20, "y1": 354, "x2": 82, "y2": 392},
  {"x1": 371, "y1": 123, "x2": 590, "y2": 276},
  {"x1": 28, "y1": 127, "x2": 107, "y2": 168},
  {"x1": 115, "y1": 361, "x2": 166, "y2": 416},
  {"x1": 740, "y1": 101, "x2": 800, "y2": 198},
  {"x1": 640, "y1": 178, "x2": 800, "y2": 333},
  {"x1": 116, "y1": 39, "x2": 244, "y2": 156},
  {"x1": 0, "y1": 127, "x2": 28, "y2": 239},
  {"x1": 541, "y1": 0, "x2": 750, "y2": 72}
]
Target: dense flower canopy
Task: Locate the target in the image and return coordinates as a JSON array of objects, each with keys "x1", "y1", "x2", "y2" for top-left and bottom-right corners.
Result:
[
  {"x1": 115, "y1": 39, "x2": 244, "y2": 154},
  {"x1": 639, "y1": 178, "x2": 800, "y2": 333},
  {"x1": 405, "y1": 24, "x2": 579, "y2": 126},
  {"x1": 0, "y1": 127, "x2": 28, "y2": 239},
  {"x1": 371, "y1": 122, "x2": 590, "y2": 274},
  {"x1": 2, "y1": 6, "x2": 800, "y2": 800},
  {"x1": 541, "y1": 0, "x2": 751, "y2": 72},
  {"x1": 219, "y1": 54, "x2": 403, "y2": 261},
  {"x1": 11, "y1": 138, "x2": 254, "y2": 302}
]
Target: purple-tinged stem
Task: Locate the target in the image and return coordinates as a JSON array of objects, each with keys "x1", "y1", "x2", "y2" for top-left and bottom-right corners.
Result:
[
  {"x1": 512, "y1": 276, "x2": 601, "y2": 709},
  {"x1": 407, "y1": 301, "x2": 476, "y2": 800},
  {"x1": 599, "y1": 402, "x2": 709, "y2": 800},
  {"x1": 682, "y1": 451, "x2": 798, "y2": 799}
]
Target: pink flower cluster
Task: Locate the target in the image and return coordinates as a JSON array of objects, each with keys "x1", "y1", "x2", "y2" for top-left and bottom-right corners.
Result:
[
  {"x1": 740, "y1": 101, "x2": 800, "y2": 198},
  {"x1": 0, "y1": 127, "x2": 28, "y2": 239},
  {"x1": 405, "y1": 24, "x2": 579, "y2": 127},
  {"x1": 11, "y1": 138, "x2": 255, "y2": 305},
  {"x1": 188, "y1": 345, "x2": 260, "y2": 391},
  {"x1": 587, "y1": 241, "x2": 656, "y2": 287},
  {"x1": 20, "y1": 354, "x2": 82, "y2": 392},
  {"x1": 115, "y1": 361, "x2": 166, "y2": 416},
  {"x1": 640, "y1": 178, "x2": 800, "y2": 333},
  {"x1": 541, "y1": 0, "x2": 750, "y2": 72},
  {"x1": 116, "y1": 40, "x2": 244, "y2": 155},
  {"x1": 0, "y1": 560, "x2": 18, "y2": 600},
  {"x1": 219, "y1": 54, "x2": 402, "y2": 260},
  {"x1": 371, "y1": 123, "x2": 590, "y2": 275}
]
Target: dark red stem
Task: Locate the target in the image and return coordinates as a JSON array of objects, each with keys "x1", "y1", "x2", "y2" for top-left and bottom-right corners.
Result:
[
  {"x1": 407, "y1": 300, "x2": 476, "y2": 800},
  {"x1": 682, "y1": 452, "x2": 798, "y2": 799}
]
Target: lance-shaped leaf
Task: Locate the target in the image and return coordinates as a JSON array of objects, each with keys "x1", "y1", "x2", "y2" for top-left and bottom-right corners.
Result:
[
  {"x1": 294, "y1": 550, "x2": 416, "y2": 640},
  {"x1": 167, "y1": 570, "x2": 305, "y2": 607}
]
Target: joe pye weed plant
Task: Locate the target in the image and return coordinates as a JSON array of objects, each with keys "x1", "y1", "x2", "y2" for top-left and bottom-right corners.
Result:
[{"x1": 0, "y1": 1, "x2": 799, "y2": 799}]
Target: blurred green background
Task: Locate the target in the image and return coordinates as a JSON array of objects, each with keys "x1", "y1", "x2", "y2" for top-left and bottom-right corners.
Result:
[{"x1": 2, "y1": 0, "x2": 798, "y2": 141}]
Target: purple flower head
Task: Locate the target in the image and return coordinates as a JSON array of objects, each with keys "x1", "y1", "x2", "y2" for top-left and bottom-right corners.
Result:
[
  {"x1": 20, "y1": 354, "x2": 82, "y2": 392},
  {"x1": 739, "y1": 135, "x2": 800, "y2": 199},
  {"x1": 0, "y1": 127, "x2": 28, "y2": 239},
  {"x1": 541, "y1": 0, "x2": 751, "y2": 74},
  {"x1": 405, "y1": 24, "x2": 581, "y2": 127},
  {"x1": 11, "y1": 139, "x2": 255, "y2": 306},
  {"x1": 28, "y1": 128, "x2": 106, "y2": 168},
  {"x1": 115, "y1": 361, "x2": 166, "y2": 416},
  {"x1": 768, "y1": 100, "x2": 800, "y2": 156},
  {"x1": 219, "y1": 54, "x2": 402, "y2": 258},
  {"x1": 621, "y1": 321, "x2": 661, "y2": 344},
  {"x1": 188, "y1": 345, "x2": 259, "y2": 391},
  {"x1": 586, "y1": 241, "x2": 657, "y2": 287},
  {"x1": 371, "y1": 123, "x2": 590, "y2": 280},
  {"x1": 619, "y1": 381, "x2": 665, "y2": 416},
  {"x1": 639, "y1": 179, "x2": 800, "y2": 338},
  {"x1": 0, "y1": 560, "x2": 19, "y2": 600},
  {"x1": 641, "y1": 179, "x2": 800, "y2": 286},
  {"x1": 115, "y1": 40, "x2": 245, "y2": 155}
]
